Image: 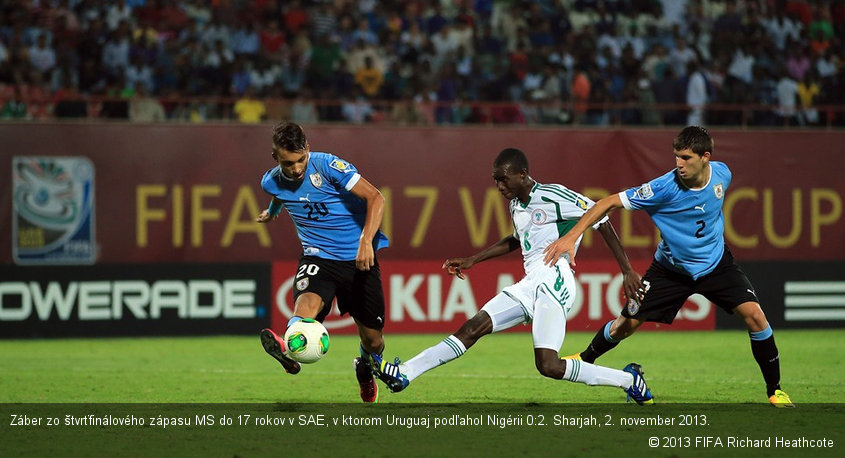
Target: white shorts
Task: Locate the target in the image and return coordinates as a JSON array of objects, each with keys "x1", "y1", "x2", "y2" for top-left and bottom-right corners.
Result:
[{"x1": 480, "y1": 259, "x2": 576, "y2": 351}]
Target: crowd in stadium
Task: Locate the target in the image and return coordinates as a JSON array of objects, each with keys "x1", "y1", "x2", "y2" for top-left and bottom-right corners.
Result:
[{"x1": 0, "y1": 0, "x2": 843, "y2": 125}]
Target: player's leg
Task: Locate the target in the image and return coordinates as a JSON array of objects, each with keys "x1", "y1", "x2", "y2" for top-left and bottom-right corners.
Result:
[
  {"x1": 354, "y1": 320, "x2": 384, "y2": 403},
  {"x1": 340, "y1": 260, "x2": 388, "y2": 402},
  {"x1": 259, "y1": 293, "x2": 326, "y2": 375},
  {"x1": 735, "y1": 303, "x2": 792, "y2": 407},
  {"x1": 574, "y1": 315, "x2": 644, "y2": 363},
  {"x1": 260, "y1": 257, "x2": 337, "y2": 375},
  {"x1": 377, "y1": 290, "x2": 529, "y2": 392},
  {"x1": 531, "y1": 274, "x2": 654, "y2": 405},
  {"x1": 578, "y1": 262, "x2": 691, "y2": 363},
  {"x1": 700, "y1": 256, "x2": 793, "y2": 407}
]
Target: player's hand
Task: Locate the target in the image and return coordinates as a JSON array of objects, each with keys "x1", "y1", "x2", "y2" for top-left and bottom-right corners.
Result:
[
  {"x1": 543, "y1": 235, "x2": 576, "y2": 267},
  {"x1": 622, "y1": 270, "x2": 644, "y2": 304},
  {"x1": 442, "y1": 257, "x2": 474, "y2": 280},
  {"x1": 356, "y1": 241, "x2": 375, "y2": 271},
  {"x1": 255, "y1": 210, "x2": 277, "y2": 223}
]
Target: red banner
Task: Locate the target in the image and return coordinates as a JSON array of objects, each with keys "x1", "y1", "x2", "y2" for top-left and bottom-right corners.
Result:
[
  {"x1": 270, "y1": 259, "x2": 715, "y2": 335},
  {"x1": 2, "y1": 124, "x2": 843, "y2": 264}
]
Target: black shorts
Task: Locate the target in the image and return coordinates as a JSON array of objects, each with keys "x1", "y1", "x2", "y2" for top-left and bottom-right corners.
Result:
[
  {"x1": 621, "y1": 246, "x2": 758, "y2": 324},
  {"x1": 292, "y1": 255, "x2": 386, "y2": 330}
]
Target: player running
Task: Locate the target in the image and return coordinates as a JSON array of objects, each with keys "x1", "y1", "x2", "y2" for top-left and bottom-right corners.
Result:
[
  {"x1": 373, "y1": 148, "x2": 654, "y2": 405},
  {"x1": 256, "y1": 121, "x2": 392, "y2": 403},
  {"x1": 544, "y1": 126, "x2": 793, "y2": 408}
]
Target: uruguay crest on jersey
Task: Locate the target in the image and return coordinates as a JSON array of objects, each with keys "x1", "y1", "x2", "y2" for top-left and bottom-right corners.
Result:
[{"x1": 713, "y1": 183, "x2": 724, "y2": 199}]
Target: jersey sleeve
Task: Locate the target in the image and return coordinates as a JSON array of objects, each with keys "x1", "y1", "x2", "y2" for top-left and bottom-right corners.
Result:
[
  {"x1": 321, "y1": 153, "x2": 361, "y2": 191},
  {"x1": 619, "y1": 175, "x2": 670, "y2": 211},
  {"x1": 544, "y1": 185, "x2": 609, "y2": 230},
  {"x1": 260, "y1": 167, "x2": 278, "y2": 196}
]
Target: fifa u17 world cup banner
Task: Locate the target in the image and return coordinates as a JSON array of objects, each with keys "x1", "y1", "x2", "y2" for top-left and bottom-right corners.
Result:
[
  {"x1": 1, "y1": 125, "x2": 843, "y2": 266},
  {"x1": 270, "y1": 260, "x2": 716, "y2": 335}
]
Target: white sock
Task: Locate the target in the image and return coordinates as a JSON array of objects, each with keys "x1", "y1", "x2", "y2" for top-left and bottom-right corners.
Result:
[
  {"x1": 563, "y1": 359, "x2": 634, "y2": 389},
  {"x1": 401, "y1": 335, "x2": 467, "y2": 382}
]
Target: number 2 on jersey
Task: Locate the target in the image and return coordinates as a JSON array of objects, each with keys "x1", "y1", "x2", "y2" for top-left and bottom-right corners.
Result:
[{"x1": 694, "y1": 220, "x2": 706, "y2": 238}]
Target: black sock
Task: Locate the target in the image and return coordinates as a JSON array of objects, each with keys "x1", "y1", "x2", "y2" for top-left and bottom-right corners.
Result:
[
  {"x1": 580, "y1": 321, "x2": 619, "y2": 363},
  {"x1": 750, "y1": 335, "x2": 781, "y2": 397}
]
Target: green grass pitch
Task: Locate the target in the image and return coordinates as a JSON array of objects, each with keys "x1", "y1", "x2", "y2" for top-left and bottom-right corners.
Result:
[
  {"x1": 1, "y1": 330, "x2": 841, "y2": 403},
  {"x1": 2, "y1": 330, "x2": 842, "y2": 458}
]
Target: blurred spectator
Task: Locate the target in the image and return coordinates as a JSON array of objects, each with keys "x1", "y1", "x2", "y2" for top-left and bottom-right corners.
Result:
[
  {"x1": 668, "y1": 37, "x2": 697, "y2": 78},
  {"x1": 28, "y1": 35, "x2": 56, "y2": 77},
  {"x1": 312, "y1": 3, "x2": 338, "y2": 39},
  {"x1": 341, "y1": 89, "x2": 373, "y2": 124},
  {"x1": 284, "y1": 0, "x2": 308, "y2": 36},
  {"x1": 129, "y1": 82, "x2": 165, "y2": 122},
  {"x1": 100, "y1": 76, "x2": 129, "y2": 119},
  {"x1": 764, "y1": 8, "x2": 803, "y2": 52},
  {"x1": 102, "y1": 24, "x2": 131, "y2": 76},
  {"x1": 258, "y1": 20, "x2": 285, "y2": 58},
  {"x1": 1, "y1": 85, "x2": 27, "y2": 119},
  {"x1": 106, "y1": 0, "x2": 133, "y2": 31},
  {"x1": 53, "y1": 81, "x2": 87, "y2": 118},
  {"x1": 797, "y1": 71, "x2": 821, "y2": 125},
  {"x1": 233, "y1": 85, "x2": 266, "y2": 123},
  {"x1": 686, "y1": 60, "x2": 708, "y2": 125},
  {"x1": 0, "y1": 0, "x2": 840, "y2": 125},
  {"x1": 354, "y1": 55, "x2": 383, "y2": 98},
  {"x1": 571, "y1": 65, "x2": 591, "y2": 123},
  {"x1": 775, "y1": 67, "x2": 800, "y2": 125},
  {"x1": 808, "y1": 7, "x2": 834, "y2": 55},
  {"x1": 231, "y1": 21, "x2": 260, "y2": 56},
  {"x1": 290, "y1": 88, "x2": 317, "y2": 124},
  {"x1": 786, "y1": 43, "x2": 811, "y2": 82}
]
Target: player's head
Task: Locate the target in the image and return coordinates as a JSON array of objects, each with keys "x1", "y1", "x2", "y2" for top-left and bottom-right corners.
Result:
[
  {"x1": 672, "y1": 126, "x2": 713, "y2": 183},
  {"x1": 673, "y1": 126, "x2": 713, "y2": 157},
  {"x1": 492, "y1": 148, "x2": 533, "y2": 202},
  {"x1": 272, "y1": 121, "x2": 310, "y2": 181}
]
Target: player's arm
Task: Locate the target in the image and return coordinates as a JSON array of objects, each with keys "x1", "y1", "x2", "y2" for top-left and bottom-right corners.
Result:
[
  {"x1": 349, "y1": 176, "x2": 385, "y2": 271},
  {"x1": 542, "y1": 193, "x2": 625, "y2": 267},
  {"x1": 443, "y1": 235, "x2": 520, "y2": 280},
  {"x1": 256, "y1": 197, "x2": 282, "y2": 223},
  {"x1": 596, "y1": 220, "x2": 643, "y2": 303}
]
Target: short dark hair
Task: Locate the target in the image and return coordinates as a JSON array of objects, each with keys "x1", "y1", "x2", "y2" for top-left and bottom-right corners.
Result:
[
  {"x1": 272, "y1": 121, "x2": 308, "y2": 152},
  {"x1": 494, "y1": 148, "x2": 529, "y2": 172},
  {"x1": 673, "y1": 126, "x2": 713, "y2": 156}
]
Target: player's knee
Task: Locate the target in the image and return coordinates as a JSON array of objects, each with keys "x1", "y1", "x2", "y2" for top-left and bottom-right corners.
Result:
[
  {"x1": 610, "y1": 318, "x2": 640, "y2": 340},
  {"x1": 534, "y1": 357, "x2": 564, "y2": 379},
  {"x1": 358, "y1": 329, "x2": 384, "y2": 354},
  {"x1": 454, "y1": 313, "x2": 492, "y2": 344},
  {"x1": 737, "y1": 303, "x2": 768, "y2": 331}
]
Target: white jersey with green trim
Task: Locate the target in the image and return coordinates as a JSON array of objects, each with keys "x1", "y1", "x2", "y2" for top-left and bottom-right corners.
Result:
[{"x1": 510, "y1": 182, "x2": 608, "y2": 274}]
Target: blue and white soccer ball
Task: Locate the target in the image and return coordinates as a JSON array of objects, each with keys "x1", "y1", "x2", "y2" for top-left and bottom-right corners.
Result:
[{"x1": 284, "y1": 318, "x2": 330, "y2": 363}]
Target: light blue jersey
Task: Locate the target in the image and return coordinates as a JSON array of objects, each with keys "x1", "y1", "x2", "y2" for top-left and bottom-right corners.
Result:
[
  {"x1": 619, "y1": 161, "x2": 731, "y2": 279},
  {"x1": 261, "y1": 152, "x2": 389, "y2": 261}
]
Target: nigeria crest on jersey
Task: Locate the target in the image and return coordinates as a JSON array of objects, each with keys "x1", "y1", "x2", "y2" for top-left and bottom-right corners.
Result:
[{"x1": 531, "y1": 209, "x2": 547, "y2": 224}]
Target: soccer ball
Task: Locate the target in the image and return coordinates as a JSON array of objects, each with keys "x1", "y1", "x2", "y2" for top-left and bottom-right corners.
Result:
[{"x1": 284, "y1": 318, "x2": 330, "y2": 363}]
